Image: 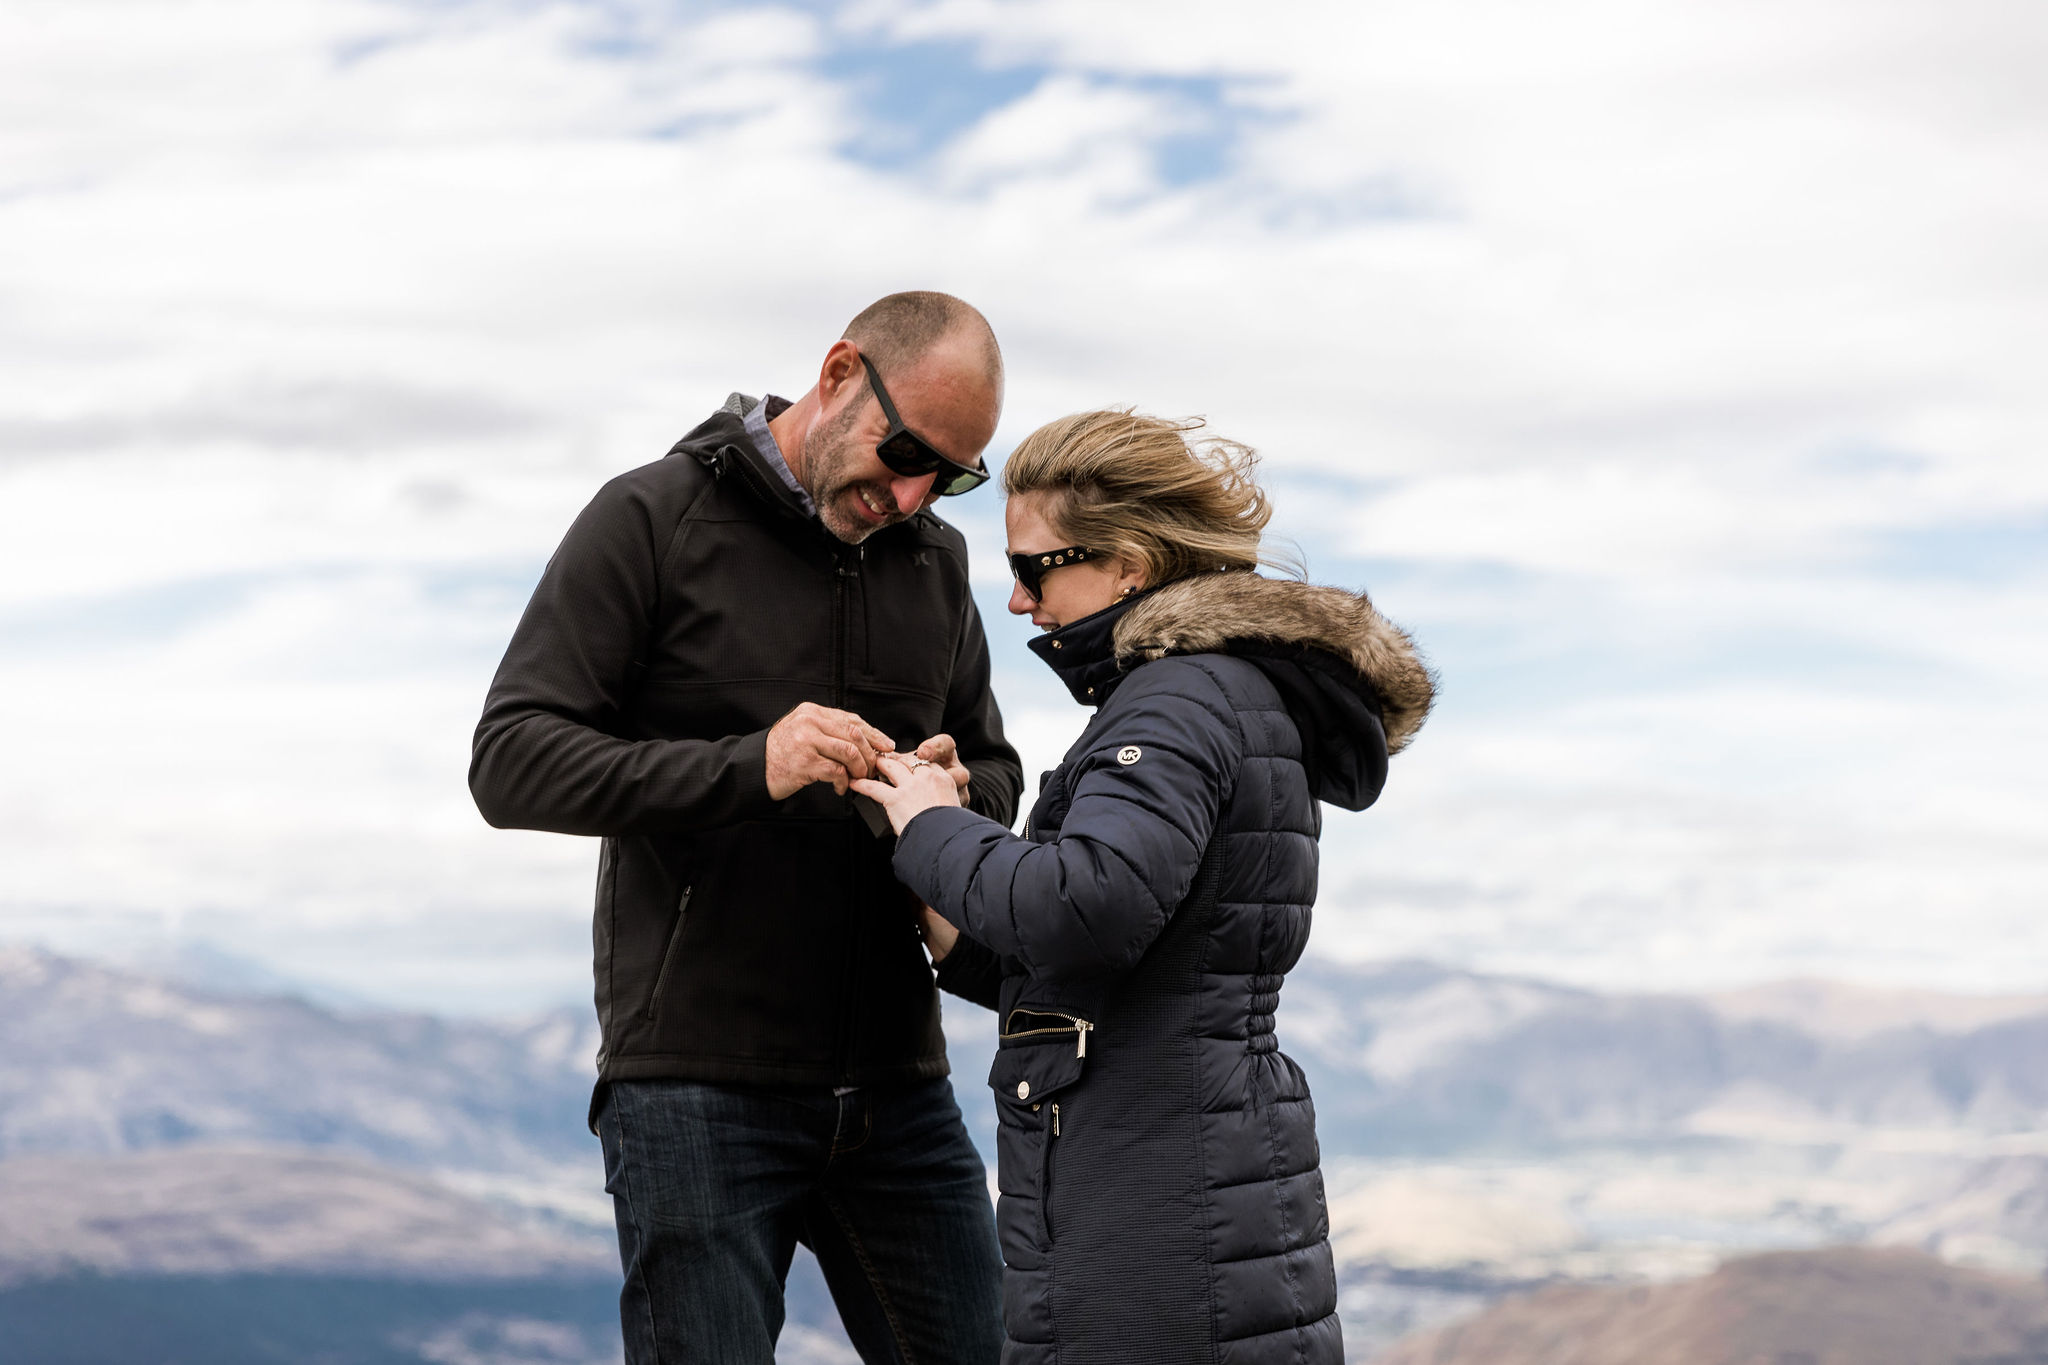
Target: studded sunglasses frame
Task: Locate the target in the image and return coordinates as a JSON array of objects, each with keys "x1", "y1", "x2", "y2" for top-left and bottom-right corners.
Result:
[{"x1": 1007, "y1": 545, "x2": 1099, "y2": 601}]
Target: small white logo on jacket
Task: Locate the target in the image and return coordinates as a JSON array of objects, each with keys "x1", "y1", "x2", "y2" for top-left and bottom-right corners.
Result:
[{"x1": 1116, "y1": 746, "x2": 1142, "y2": 766}]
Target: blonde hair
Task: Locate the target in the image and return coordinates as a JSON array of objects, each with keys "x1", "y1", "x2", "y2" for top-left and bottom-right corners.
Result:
[{"x1": 1002, "y1": 409, "x2": 1292, "y2": 586}]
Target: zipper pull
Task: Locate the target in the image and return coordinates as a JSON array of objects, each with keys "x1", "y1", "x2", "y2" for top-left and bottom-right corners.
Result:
[
  {"x1": 1075, "y1": 1020, "x2": 1093, "y2": 1058},
  {"x1": 1052, "y1": 1102, "x2": 1060, "y2": 1137}
]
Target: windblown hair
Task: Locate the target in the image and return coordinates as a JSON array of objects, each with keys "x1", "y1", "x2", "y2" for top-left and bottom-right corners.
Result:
[
  {"x1": 843, "y1": 291, "x2": 1003, "y2": 388},
  {"x1": 1002, "y1": 409, "x2": 1294, "y2": 587}
]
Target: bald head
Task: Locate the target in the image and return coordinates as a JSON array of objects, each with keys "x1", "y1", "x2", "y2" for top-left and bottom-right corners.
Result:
[
  {"x1": 843, "y1": 291, "x2": 1004, "y2": 401},
  {"x1": 772, "y1": 292, "x2": 1004, "y2": 542}
]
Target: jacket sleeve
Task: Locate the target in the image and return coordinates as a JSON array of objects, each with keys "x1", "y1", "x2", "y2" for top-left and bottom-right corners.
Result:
[
  {"x1": 942, "y1": 575, "x2": 1024, "y2": 830},
  {"x1": 892, "y1": 661, "x2": 1242, "y2": 980},
  {"x1": 931, "y1": 932, "x2": 1006, "y2": 1011},
  {"x1": 468, "y1": 469, "x2": 782, "y2": 837}
]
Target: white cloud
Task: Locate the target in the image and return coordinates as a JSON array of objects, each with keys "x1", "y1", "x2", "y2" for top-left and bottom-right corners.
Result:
[{"x1": 0, "y1": 0, "x2": 2042, "y2": 1009}]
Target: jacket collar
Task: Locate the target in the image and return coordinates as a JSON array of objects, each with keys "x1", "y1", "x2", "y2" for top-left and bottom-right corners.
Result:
[
  {"x1": 667, "y1": 409, "x2": 822, "y2": 528},
  {"x1": 1026, "y1": 589, "x2": 1155, "y2": 707}
]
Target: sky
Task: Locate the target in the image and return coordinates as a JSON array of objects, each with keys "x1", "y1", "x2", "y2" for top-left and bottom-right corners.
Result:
[{"x1": 2, "y1": 0, "x2": 2044, "y2": 1014}]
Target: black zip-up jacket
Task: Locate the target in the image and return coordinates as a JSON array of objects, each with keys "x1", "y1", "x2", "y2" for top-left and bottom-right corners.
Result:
[{"x1": 470, "y1": 405, "x2": 1022, "y2": 1107}]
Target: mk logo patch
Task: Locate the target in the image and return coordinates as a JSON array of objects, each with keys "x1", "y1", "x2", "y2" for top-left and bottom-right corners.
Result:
[{"x1": 1116, "y1": 746, "x2": 1142, "y2": 766}]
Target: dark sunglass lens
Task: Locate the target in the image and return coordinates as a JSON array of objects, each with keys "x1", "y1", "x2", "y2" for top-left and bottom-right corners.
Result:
[
  {"x1": 875, "y1": 431, "x2": 938, "y2": 476},
  {"x1": 932, "y1": 464, "x2": 986, "y2": 497},
  {"x1": 878, "y1": 432, "x2": 987, "y2": 496}
]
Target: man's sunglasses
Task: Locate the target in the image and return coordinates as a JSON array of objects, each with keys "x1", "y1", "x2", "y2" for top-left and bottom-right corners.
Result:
[
  {"x1": 858, "y1": 354, "x2": 989, "y2": 498},
  {"x1": 1007, "y1": 545, "x2": 1099, "y2": 601}
]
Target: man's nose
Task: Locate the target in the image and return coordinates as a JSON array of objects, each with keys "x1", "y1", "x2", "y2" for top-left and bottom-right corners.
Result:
[{"x1": 889, "y1": 471, "x2": 938, "y2": 513}]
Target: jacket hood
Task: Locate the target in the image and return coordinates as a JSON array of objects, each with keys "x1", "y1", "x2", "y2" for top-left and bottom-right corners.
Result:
[
  {"x1": 1114, "y1": 577, "x2": 1433, "y2": 810},
  {"x1": 1114, "y1": 570, "x2": 1435, "y2": 754}
]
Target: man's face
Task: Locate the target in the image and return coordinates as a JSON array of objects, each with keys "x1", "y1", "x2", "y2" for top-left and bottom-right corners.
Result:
[{"x1": 799, "y1": 342, "x2": 999, "y2": 544}]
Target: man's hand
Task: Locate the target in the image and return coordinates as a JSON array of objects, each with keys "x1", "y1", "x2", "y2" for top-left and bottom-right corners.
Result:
[
  {"x1": 913, "y1": 733, "x2": 972, "y2": 806},
  {"x1": 766, "y1": 703, "x2": 894, "y2": 800}
]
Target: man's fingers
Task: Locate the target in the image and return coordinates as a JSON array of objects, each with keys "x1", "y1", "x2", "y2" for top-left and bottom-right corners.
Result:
[
  {"x1": 816, "y1": 735, "x2": 867, "y2": 778},
  {"x1": 766, "y1": 705, "x2": 907, "y2": 796},
  {"x1": 844, "y1": 724, "x2": 879, "y2": 778}
]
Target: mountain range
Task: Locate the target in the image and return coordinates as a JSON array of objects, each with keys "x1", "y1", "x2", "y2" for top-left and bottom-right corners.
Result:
[
  {"x1": 9, "y1": 942, "x2": 2048, "y2": 1362},
  {"x1": 0, "y1": 945, "x2": 597, "y2": 1173},
  {"x1": 1281, "y1": 958, "x2": 2048, "y2": 1152},
  {"x1": 15, "y1": 943, "x2": 2048, "y2": 1172}
]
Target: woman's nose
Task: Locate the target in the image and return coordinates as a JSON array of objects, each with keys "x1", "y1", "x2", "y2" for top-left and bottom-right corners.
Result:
[{"x1": 1006, "y1": 580, "x2": 1034, "y2": 615}]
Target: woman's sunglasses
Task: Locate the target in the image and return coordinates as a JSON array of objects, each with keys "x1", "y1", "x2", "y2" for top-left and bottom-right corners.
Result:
[
  {"x1": 1007, "y1": 545, "x2": 1099, "y2": 601},
  {"x1": 859, "y1": 354, "x2": 990, "y2": 497}
]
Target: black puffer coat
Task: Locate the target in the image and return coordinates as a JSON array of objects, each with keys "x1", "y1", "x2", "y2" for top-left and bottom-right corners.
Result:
[{"x1": 892, "y1": 571, "x2": 1434, "y2": 1365}]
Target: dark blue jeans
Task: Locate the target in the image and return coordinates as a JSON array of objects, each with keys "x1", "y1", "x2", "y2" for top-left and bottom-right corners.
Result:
[{"x1": 597, "y1": 1076, "x2": 1003, "y2": 1365}]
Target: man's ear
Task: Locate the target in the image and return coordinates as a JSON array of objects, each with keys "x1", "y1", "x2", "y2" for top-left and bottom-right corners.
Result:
[{"x1": 816, "y1": 340, "x2": 862, "y2": 408}]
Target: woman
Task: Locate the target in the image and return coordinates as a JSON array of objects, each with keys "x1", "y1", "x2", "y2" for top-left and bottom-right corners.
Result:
[{"x1": 853, "y1": 410, "x2": 1433, "y2": 1365}]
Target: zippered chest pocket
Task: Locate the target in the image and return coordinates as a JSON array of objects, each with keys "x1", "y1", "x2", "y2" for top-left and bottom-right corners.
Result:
[
  {"x1": 989, "y1": 1007, "x2": 1093, "y2": 1113},
  {"x1": 1001, "y1": 1007, "x2": 1094, "y2": 1057}
]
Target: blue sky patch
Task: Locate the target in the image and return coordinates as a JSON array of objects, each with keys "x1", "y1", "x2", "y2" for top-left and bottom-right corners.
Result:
[
  {"x1": 821, "y1": 35, "x2": 1282, "y2": 191},
  {"x1": 822, "y1": 38, "x2": 1049, "y2": 169}
]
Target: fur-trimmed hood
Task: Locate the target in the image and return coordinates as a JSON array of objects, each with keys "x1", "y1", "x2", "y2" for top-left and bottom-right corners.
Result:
[{"x1": 1114, "y1": 571, "x2": 1435, "y2": 755}]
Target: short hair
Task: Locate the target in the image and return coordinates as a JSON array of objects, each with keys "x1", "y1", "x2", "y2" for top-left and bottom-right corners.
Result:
[
  {"x1": 1002, "y1": 409, "x2": 1292, "y2": 587},
  {"x1": 843, "y1": 291, "x2": 1002, "y2": 388}
]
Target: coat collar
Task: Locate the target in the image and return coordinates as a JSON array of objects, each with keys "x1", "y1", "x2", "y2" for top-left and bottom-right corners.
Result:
[{"x1": 1026, "y1": 589, "x2": 1154, "y2": 707}]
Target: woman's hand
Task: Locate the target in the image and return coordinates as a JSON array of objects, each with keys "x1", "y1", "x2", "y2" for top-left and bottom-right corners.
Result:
[
  {"x1": 850, "y1": 752, "x2": 963, "y2": 836},
  {"x1": 913, "y1": 733, "x2": 972, "y2": 806},
  {"x1": 916, "y1": 902, "x2": 960, "y2": 964}
]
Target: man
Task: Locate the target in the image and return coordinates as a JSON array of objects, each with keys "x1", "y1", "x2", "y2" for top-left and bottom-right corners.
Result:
[{"x1": 470, "y1": 292, "x2": 1021, "y2": 1364}]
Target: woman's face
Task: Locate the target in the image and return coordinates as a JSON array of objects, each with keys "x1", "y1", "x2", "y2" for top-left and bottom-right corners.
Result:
[{"x1": 1005, "y1": 491, "x2": 1146, "y2": 630}]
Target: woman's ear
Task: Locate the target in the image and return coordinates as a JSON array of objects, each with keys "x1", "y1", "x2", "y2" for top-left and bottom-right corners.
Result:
[{"x1": 1116, "y1": 558, "x2": 1148, "y2": 596}]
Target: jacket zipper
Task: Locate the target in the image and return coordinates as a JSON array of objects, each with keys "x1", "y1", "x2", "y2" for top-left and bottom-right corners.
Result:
[
  {"x1": 1043, "y1": 1100, "x2": 1064, "y2": 1241},
  {"x1": 644, "y1": 885, "x2": 692, "y2": 1020},
  {"x1": 832, "y1": 548, "x2": 859, "y2": 707},
  {"x1": 1002, "y1": 1008, "x2": 1095, "y2": 1058},
  {"x1": 831, "y1": 547, "x2": 859, "y2": 1082}
]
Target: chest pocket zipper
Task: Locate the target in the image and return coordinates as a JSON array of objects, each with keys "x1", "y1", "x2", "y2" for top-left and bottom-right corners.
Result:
[
  {"x1": 645, "y1": 886, "x2": 693, "y2": 1021},
  {"x1": 1001, "y1": 1008, "x2": 1095, "y2": 1058}
]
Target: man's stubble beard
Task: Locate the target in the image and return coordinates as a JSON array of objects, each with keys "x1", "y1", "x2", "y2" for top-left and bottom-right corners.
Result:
[{"x1": 799, "y1": 398, "x2": 905, "y2": 545}]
